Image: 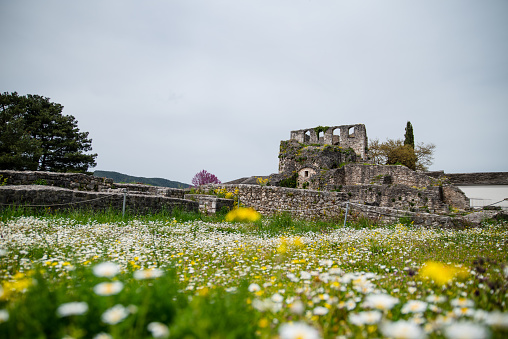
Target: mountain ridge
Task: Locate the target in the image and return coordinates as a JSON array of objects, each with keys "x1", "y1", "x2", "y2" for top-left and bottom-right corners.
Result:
[{"x1": 93, "y1": 170, "x2": 191, "y2": 189}]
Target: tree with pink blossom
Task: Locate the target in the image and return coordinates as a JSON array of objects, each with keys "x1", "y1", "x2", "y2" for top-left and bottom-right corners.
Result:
[{"x1": 191, "y1": 170, "x2": 221, "y2": 187}]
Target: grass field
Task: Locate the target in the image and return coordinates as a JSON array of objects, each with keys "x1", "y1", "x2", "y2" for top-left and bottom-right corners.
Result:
[{"x1": 0, "y1": 208, "x2": 507, "y2": 338}]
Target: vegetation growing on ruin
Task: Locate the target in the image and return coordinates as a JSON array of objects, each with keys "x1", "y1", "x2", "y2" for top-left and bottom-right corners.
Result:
[
  {"x1": 313, "y1": 125, "x2": 329, "y2": 136},
  {"x1": 279, "y1": 172, "x2": 298, "y2": 188},
  {"x1": 369, "y1": 138, "x2": 436, "y2": 171}
]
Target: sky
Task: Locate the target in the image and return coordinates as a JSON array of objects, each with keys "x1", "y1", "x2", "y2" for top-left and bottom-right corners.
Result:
[{"x1": 1, "y1": 0, "x2": 507, "y2": 184}]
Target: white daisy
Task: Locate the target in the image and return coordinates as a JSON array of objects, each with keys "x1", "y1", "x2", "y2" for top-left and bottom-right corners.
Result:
[
  {"x1": 363, "y1": 293, "x2": 399, "y2": 310},
  {"x1": 279, "y1": 322, "x2": 320, "y2": 339},
  {"x1": 147, "y1": 322, "x2": 170, "y2": 338},
  {"x1": 0, "y1": 309, "x2": 9, "y2": 323},
  {"x1": 133, "y1": 268, "x2": 164, "y2": 280},
  {"x1": 444, "y1": 321, "x2": 489, "y2": 339},
  {"x1": 313, "y1": 306, "x2": 329, "y2": 316},
  {"x1": 93, "y1": 281, "x2": 124, "y2": 296},
  {"x1": 349, "y1": 311, "x2": 382, "y2": 326},
  {"x1": 93, "y1": 262, "x2": 120, "y2": 278},
  {"x1": 56, "y1": 302, "x2": 88, "y2": 317},
  {"x1": 248, "y1": 283, "x2": 261, "y2": 292},
  {"x1": 402, "y1": 300, "x2": 428, "y2": 314},
  {"x1": 101, "y1": 304, "x2": 129, "y2": 325},
  {"x1": 381, "y1": 320, "x2": 426, "y2": 339},
  {"x1": 485, "y1": 311, "x2": 508, "y2": 329}
]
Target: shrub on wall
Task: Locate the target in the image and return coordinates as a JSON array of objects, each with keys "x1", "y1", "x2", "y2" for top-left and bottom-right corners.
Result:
[{"x1": 279, "y1": 172, "x2": 298, "y2": 188}]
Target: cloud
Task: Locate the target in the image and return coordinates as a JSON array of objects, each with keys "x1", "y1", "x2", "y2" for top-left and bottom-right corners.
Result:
[{"x1": 1, "y1": 0, "x2": 507, "y2": 183}]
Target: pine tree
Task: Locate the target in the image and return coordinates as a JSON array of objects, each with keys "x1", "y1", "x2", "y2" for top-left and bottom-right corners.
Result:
[{"x1": 0, "y1": 92, "x2": 97, "y2": 172}]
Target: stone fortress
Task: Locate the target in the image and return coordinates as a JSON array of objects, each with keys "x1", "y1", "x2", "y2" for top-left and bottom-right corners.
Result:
[
  {"x1": 271, "y1": 124, "x2": 369, "y2": 189},
  {"x1": 1, "y1": 123, "x2": 507, "y2": 226},
  {"x1": 224, "y1": 124, "x2": 471, "y2": 220}
]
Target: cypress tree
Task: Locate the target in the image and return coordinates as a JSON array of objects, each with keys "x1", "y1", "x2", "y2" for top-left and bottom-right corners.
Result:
[{"x1": 404, "y1": 121, "x2": 415, "y2": 148}]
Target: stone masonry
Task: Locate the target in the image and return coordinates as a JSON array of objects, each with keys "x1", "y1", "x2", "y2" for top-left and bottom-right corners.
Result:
[
  {"x1": 267, "y1": 123, "x2": 469, "y2": 212},
  {"x1": 0, "y1": 170, "x2": 196, "y2": 214}
]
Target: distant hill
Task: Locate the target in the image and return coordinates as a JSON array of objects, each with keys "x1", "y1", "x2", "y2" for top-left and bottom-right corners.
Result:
[{"x1": 93, "y1": 170, "x2": 191, "y2": 189}]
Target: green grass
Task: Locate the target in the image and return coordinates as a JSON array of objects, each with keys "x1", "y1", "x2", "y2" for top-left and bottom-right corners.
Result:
[
  {"x1": 0, "y1": 209, "x2": 507, "y2": 338},
  {"x1": 0, "y1": 205, "x2": 228, "y2": 225}
]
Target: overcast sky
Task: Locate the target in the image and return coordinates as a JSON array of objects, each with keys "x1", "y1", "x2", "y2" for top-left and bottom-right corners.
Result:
[{"x1": 1, "y1": 0, "x2": 507, "y2": 184}]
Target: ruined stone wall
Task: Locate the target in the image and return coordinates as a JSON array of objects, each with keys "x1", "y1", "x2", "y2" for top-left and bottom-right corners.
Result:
[
  {"x1": 209, "y1": 184, "x2": 455, "y2": 226},
  {"x1": 279, "y1": 164, "x2": 468, "y2": 211},
  {"x1": 212, "y1": 184, "x2": 348, "y2": 219},
  {"x1": 112, "y1": 183, "x2": 185, "y2": 199},
  {"x1": 441, "y1": 185, "x2": 471, "y2": 210},
  {"x1": 0, "y1": 185, "x2": 198, "y2": 214},
  {"x1": 442, "y1": 172, "x2": 508, "y2": 186},
  {"x1": 0, "y1": 170, "x2": 113, "y2": 191},
  {"x1": 184, "y1": 194, "x2": 235, "y2": 214},
  {"x1": 278, "y1": 140, "x2": 357, "y2": 176},
  {"x1": 289, "y1": 124, "x2": 368, "y2": 160},
  {"x1": 0, "y1": 170, "x2": 185, "y2": 198},
  {"x1": 339, "y1": 184, "x2": 446, "y2": 212},
  {"x1": 342, "y1": 164, "x2": 434, "y2": 187}
]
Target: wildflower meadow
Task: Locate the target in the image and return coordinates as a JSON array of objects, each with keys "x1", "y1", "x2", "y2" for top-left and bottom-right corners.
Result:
[{"x1": 0, "y1": 207, "x2": 507, "y2": 338}]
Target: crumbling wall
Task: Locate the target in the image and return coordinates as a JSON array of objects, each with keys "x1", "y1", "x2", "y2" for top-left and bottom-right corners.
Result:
[
  {"x1": 0, "y1": 185, "x2": 198, "y2": 214},
  {"x1": 442, "y1": 185, "x2": 470, "y2": 210},
  {"x1": 112, "y1": 183, "x2": 185, "y2": 199},
  {"x1": 184, "y1": 194, "x2": 235, "y2": 214},
  {"x1": 0, "y1": 170, "x2": 194, "y2": 215},
  {"x1": 271, "y1": 161, "x2": 470, "y2": 210},
  {"x1": 0, "y1": 170, "x2": 113, "y2": 191},
  {"x1": 426, "y1": 171, "x2": 508, "y2": 186},
  {"x1": 289, "y1": 124, "x2": 368, "y2": 160},
  {"x1": 277, "y1": 139, "x2": 356, "y2": 179},
  {"x1": 342, "y1": 164, "x2": 434, "y2": 187},
  {"x1": 209, "y1": 184, "x2": 455, "y2": 226},
  {"x1": 0, "y1": 170, "x2": 185, "y2": 198}
]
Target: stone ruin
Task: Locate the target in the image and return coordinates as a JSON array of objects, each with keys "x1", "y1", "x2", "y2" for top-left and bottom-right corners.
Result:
[
  {"x1": 289, "y1": 124, "x2": 368, "y2": 160},
  {"x1": 265, "y1": 123, "x2": 470, "y2": 213},
  {"x1": 270, "y1": 124, "x2": 369, "y2": 189},
  {"x1": 2, "y1": 123, "x2": 495, "y2": 225}
]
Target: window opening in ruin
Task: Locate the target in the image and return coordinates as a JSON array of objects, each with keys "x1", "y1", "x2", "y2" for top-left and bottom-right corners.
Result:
[
  {"x1": 317, "y1": 131, "x2": 324, "y2": 143},
  {"x1": 348, "y1": 126, "x2": 355, "y2": 138},
  {"x1": 332, "y1": 128, "x2": 340, "y2": 145},
  {"x1": 304, "y1": 171, "x2": 309, "y2": 177},
  {"x1": 304, "y1": 130, "x2": 310, "y2": 142}
]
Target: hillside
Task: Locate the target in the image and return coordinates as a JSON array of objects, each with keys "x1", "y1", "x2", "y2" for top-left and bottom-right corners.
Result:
[{"x1": 93, "y1": 170, "x2": 191, "y2": 189}]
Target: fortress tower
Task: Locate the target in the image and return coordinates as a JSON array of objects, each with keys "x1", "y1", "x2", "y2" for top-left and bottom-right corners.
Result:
[{"x1": 274, "y1": 124, "x2": 369, "y2": 189}]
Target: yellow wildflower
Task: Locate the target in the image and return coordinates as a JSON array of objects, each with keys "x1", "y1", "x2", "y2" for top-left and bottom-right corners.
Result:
[
  {"x1": 418, "y1": 261, "x2": 468, "y2": 285},
  {"x1": 225, "y1": 207, "x2": 261, "y2": 222}
]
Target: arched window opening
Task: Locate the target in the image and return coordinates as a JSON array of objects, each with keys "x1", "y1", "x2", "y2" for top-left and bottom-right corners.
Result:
[
  {"x1": 332, "y1": 128, "x2": 341, "y2": 145},
  {"x1": 348, "y1": 126, "x2": 356, "y2": 138},
  {"x1": 304, "y1": 130, "x2": 311, "y2": 142},
  {"x1": 317, "y1": 131, "x2": 324, "y2": 143}
]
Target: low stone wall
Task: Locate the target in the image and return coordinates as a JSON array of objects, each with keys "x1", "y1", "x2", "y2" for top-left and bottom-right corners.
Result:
[
  {"x1": 0, "y1": 170, "x2": 113, "y2": 191},
  {"x1": 0, "y1": 170, "x2": 185, "y2": 198},
  {"x1": 111, "y1": 183, "x2": 185, "y2": 199},
  {"x1": 339, "y1": 184, "x2": 446, "y2": 212},
  {"x1": 210, "y1": 184, "x2": 347, "y2": 220},
  {"x1": 445, "y1": 172, "x2": 508, "y2": 186},
  {"x1": 208, "y1": 184, "x2": 457, "y2": 226},
  {"x1": 342, "y1": 164, "x2": 435, "y2": 187},
  {"x1": 184, "y1": 194, "x2": 235, "y2": 214},
  {"x1": 0, "y1": 185, "x2": 198, "y2": 215},
  {"x1": 442, "y1": 185, "x2": 470, "y2": 210}
]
